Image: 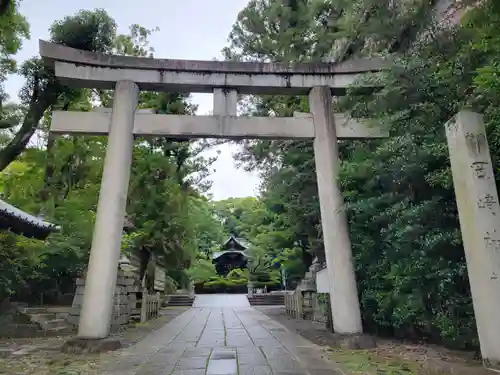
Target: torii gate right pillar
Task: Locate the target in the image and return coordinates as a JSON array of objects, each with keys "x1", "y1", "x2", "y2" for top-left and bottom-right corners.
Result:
[{"x1": 310, "y1": 86, "x2": 363, "y2": 334}]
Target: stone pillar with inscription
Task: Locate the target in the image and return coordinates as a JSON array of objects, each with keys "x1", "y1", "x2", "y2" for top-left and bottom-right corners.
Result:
[{"x1": 445, "y1": 110, "x2": 500, "y2": 370}]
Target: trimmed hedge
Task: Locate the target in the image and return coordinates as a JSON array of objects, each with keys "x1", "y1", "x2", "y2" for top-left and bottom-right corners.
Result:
[
  {"x1": 195, "y1": 277, "x2": 282, "y2": 294},
  {"x1": 195, "y1": 278, "x2": 247, "y2": 294}
]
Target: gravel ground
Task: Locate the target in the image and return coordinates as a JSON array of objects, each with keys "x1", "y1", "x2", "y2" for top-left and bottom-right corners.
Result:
[{"x1": 0, "y1": 306, "x2": 190, "y2": 375}]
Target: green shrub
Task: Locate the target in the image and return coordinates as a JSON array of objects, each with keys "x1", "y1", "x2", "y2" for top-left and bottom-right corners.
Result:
[
  {"x1": 195, "y1": 276, "x2": 248, "y2": 294},
  {"x1": 226, "y1": 268, "x2": 248, "y2": 281}
]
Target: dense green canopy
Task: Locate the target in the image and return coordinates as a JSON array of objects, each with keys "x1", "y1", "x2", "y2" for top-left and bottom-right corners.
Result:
[{"x1": 221, "y1": 0, "x2": 500, "y2": 349}]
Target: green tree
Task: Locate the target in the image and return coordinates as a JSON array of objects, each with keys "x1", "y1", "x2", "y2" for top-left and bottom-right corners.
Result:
[
  {"x1": 0, "y1": 9, "x2": 223, "y2": 303},
  {"x1": 186, "y1": 258, "x2": 217, "y2": 284},
  {"x1": 0, "y1": 9, "x2": 115, "y2": 171}
]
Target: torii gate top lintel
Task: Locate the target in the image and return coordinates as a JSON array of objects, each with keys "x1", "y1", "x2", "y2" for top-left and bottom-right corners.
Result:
[{"x1": 39, "y1": 40, "x2": 389, "y2": 95}]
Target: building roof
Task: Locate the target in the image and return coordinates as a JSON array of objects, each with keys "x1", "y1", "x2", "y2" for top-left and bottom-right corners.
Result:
[
  {"x1": 221, "y1": 235, "x2": 248, "y2": 251},
  {"x1": 212, "y1": 236, "x2": 251, "y2": 260},
  {"x1": 212, "y1": 250, "x2": 247, "y2": 261},
  {"x1": 0, "y1": 199, "x2": 59, "y2": 240}
]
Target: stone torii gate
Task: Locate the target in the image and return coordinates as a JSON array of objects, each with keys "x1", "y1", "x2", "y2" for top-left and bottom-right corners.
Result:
[{"x1": 40, "y1": 40, "x2": 387, "y2": 341}]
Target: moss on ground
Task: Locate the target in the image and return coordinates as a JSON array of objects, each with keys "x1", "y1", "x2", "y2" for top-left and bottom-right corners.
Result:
[{"x1": 328, "y1": 348, "x2": 454, "y2": 375}]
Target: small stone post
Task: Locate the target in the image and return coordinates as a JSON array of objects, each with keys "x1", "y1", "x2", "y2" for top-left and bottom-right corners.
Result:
[
  {"x1": 78, "y1": 80, "x2": 139, "y2": 339},
  {"x1": 445, "y1": 110, "x2": 500, "y2": 370},
  {"x1": 247, "y1": 281, "x2": 254, "y2": 298},
  {"x1": 309, "y1": 86, "x2": 363, "y2": 335}
]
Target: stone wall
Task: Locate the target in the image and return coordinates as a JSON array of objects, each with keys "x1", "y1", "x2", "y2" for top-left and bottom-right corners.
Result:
[
  {"x1": 67, "y1": 268, "x2": 138, "y2": 332},
  {"x1": 285, "y1": 290, "x2": 331, "y2": 327},
  {"x1": 284, "y1": 257, "x2": 332, "y2": 328}
]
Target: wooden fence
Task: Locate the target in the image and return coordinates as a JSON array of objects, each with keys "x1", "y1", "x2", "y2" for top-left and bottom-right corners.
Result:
[
  {"x1": 285, "y1": 291, "x2": 303, "y2": 318},
  {"x1": 140, "y1": 289, "x2": 161, "y2": 323}
]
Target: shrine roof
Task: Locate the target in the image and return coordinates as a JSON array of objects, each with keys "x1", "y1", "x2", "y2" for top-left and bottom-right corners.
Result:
[
  {"x1": 0, "y1": 199, "x2": 59, "y2": 240},
  {"x1": 212, "y1": 250, "x2": 247, "y2": 260},
  {"x1": 221, "y1": 235, "x2": 248, "y2": 251}
]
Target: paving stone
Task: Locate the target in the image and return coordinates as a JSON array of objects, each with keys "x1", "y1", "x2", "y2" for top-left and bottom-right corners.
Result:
[
  {"x1": 175, "y1": 357, "x2": 208, "y2": 369},
  {"x1": 197, "y1": 340, "x2": 225, "y2": 347},
  {"x1": 238, "y1": 353, "x2": 268, "y2": 366},
  {"x1": 206, "y1": 358, "x2": 238, "y2": 375},
  {"x1": 238, "y1": 366, "x2": 273, "y2": 375},
  {"x1": 252, "y1": 338, "x2": 280, "y2": 347},
  {"x1": 237, "y1": 346, "x2": 263, "y2": 355},
  {"x1": 182, "y1": 347, "x2": 212, "y2": 358},
  {"x1": 260, "y1": 346, "x2": 291, "y2": 359},
  {"x1": 227, "y1": 339, "x2": 253, "y2": 347},
  {"x1": 210, "y1": 349, "x2": 236, "y2": 360},
  {"x1": 171, "y1": 370, "x2": 206, "y2": 375},
  {"x1": 267, "y1": 358, "x2": 304, "y2": 373},
  {"x1": 136, "y1": 364, "x2": 175, "y2": 375},
  {"x1": 168, "y1": 341, "x2": 196, "y2": 350}
]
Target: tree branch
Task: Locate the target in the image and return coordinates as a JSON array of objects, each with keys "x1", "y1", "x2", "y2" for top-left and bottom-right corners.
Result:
[{"x1": 0, "y1": 81, "x2": 59, "y2": 171}]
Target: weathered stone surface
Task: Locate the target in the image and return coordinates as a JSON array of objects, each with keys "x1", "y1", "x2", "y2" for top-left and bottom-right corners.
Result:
[
  {"x1": 171, "y1": 370, "x2": 206, "y2": 375},
  {"x1": 61, "y1": 337, "x2": 122, "y2": 354},
  {"x1": 239, "y1": 366, "x2": 273, "y2": 375},
  {"x1": 0, "y1": 348, "x2": 15, "y2": 358},
  {"x1": 40, "y1": 40, "x2": 389, "y2": 96},
  {"x1": 206, "y1": 358, "x2": 237, "y2": 375},
  {"x1": 338, "y1": 334, "x2": 376, "y2": 350},
  {"x1": 176, "y1": 357, "x2": 208, "y2": 369},
  {"x1": 71, "y1": 297, "x2": 349, "y2": 374}
]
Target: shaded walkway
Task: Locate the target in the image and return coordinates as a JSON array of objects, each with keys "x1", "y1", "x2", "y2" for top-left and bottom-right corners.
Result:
[{"x1": 95, "y1": 299, "x2": 341, "y2": 374}]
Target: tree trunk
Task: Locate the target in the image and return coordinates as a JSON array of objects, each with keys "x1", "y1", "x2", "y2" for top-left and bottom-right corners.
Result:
[
  {"x1": 38, "y1": 132, "x2": 56, "y2": 202},
  {"x1": 0, "y1": 83, "x2": 59, "y2": 171},
  {"x1": 0, "y1": 0, "x2": 11, "y2": 16}
]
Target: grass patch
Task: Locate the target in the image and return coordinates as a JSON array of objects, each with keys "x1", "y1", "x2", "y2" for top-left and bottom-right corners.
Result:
[
  {"x1": 328, "y1": 348, "x2": 450, "y2": 375},
  {"x1": 0, "y1": 352, "x2": 100, "y2": 375}
]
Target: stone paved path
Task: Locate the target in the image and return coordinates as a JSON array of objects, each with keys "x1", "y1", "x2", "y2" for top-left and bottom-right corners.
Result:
[
  {"x1": 97, "y1": 295, "x2": 341, "y2": 375},
  {"x1": 193, "y1": 294, "x2": 250, "y2": 308}
]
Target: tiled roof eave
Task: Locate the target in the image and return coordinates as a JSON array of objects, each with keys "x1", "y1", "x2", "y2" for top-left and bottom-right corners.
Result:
[{"x1": 0, "y1": 200, "x2": 58, "y2": 231}]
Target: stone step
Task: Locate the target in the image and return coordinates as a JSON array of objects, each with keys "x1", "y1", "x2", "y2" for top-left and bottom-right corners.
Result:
[
  {"x1": 45, "y1": 325, "x2": 75, "y2": 336},
  {"x1": 247, "y1": 298, "x2": 284, "y2": 301},
  {"x1": 19, "y1": 307, "x2": 49, "y2": 315},
  {"x1": 168, "y1": 302, "x2": 193, "y2": 306},
  {"x1": 167, "y1": 296, "x2": 194, "y2": 307},
  {"x1": 30, "y1": 313, "x2": 58, "y2": 324},
  {"x1": 16, "y1": 306, "x2": 74, "y2": 334},
  {"x1": 247, "y1": 295, "x2": 285, "y2": 306},
  {"x1": 42, "y1": 318, "x2": 68, "y2": 330}
]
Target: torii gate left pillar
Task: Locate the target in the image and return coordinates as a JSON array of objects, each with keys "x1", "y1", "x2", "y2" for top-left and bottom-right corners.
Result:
[{"x1": 78, "y1": 80, "x2": 139, "y2": 338}]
